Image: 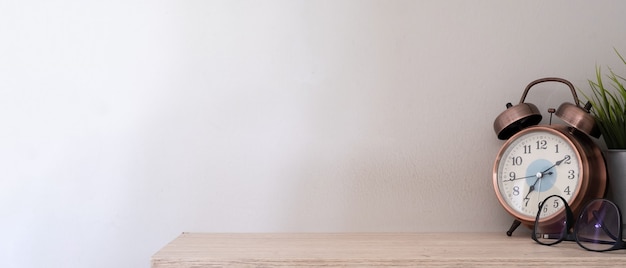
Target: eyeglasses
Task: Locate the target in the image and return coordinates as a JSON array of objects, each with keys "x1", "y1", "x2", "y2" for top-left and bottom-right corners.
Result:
[{"x1": 532, "y1": 194, "x2": 626, "y2": 252}]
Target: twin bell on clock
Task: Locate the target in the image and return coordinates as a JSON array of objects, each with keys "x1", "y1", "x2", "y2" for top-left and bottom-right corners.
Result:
[{"x1": 492, "y1": 77, "x2": 607, "y2": 236}]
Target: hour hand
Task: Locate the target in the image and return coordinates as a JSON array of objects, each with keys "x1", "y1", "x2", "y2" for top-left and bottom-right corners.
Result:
[{"x1": 523, "y1": 179, "x2": 540, "y2": 206}]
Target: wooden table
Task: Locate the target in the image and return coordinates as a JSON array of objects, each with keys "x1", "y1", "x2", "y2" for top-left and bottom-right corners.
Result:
[{"x1": 152, "y1": 232, "x2": 626, "y2": 267}]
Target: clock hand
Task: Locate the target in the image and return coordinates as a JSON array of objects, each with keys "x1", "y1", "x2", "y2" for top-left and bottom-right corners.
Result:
[
  {"x1": 535, "y1": 179, "x2": 543, "y2": 208},
  {"x1": 523, "y1": 171, "x2": 546, "y2": 206},
  {"x1": 524, "y1": 158, "x2": 567, "y2": 206},
  {"x1": 522, "y1": 160, "x2": 563, "y2": 206},
  {"x1": 523, "y1": 180, "x2": 538, "y2": 206},
  {"x1": 503, "y1": 172, "x2": 553, "y2": 182},
  {"x1": 541, "y1": 155, "x2": 570, "y2": 174}
]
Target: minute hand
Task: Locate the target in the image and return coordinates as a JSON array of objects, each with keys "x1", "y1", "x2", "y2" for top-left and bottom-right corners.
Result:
[{"x1": 541, "y1": 156, "x2": 569, "y2": 173}]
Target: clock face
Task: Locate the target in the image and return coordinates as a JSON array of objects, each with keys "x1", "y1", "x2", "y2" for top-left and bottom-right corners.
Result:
[{"x1": 495, "y1": 128, "x2": 582, "y2": 220}]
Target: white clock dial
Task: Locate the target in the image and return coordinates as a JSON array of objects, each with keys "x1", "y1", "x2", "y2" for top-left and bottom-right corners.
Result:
[{"x1": 496, "y1": 129, "x2": 581, "y2": 219}]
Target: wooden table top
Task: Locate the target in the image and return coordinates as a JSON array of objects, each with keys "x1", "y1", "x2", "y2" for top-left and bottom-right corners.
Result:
[{"x1": 152, "y1": 232, "x2": 626, "y2": 267}]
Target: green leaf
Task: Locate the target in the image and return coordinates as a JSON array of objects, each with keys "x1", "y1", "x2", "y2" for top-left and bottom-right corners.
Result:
[{"x1": 580, "y1": 49, "x2": 626, "y2": 149}]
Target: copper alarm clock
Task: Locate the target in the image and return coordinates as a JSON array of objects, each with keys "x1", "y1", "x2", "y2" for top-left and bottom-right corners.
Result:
[{"x1": 492, "y1": 77, "x2": 607, "y2": 236}]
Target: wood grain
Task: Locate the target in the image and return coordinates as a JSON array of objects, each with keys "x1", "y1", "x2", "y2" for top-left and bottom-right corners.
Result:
[{"x1": 152, "y1": 233, "x2": 626, "y2": 267}]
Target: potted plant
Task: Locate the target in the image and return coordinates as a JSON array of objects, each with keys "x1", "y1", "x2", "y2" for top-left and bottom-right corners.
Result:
[{"x1": 580, "y1": 48, "x2": 626, "y2": 233}]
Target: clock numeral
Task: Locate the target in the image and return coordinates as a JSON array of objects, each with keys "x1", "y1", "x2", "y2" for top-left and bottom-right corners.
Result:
[
  {"x1": 555, "y1": 144, "x2": 559, "y2": 153},
  {"x1": 564, "y1": 155, "x2": 571, "y2": 164},
  {"x1": 511, "y1": 156, "x2": 523, "y2": 166},
  {"x1": 536, "y1": 140, "x2": 547, "y2": 150},
  {"x1": 568, "y1": 170, "x2": 575, "y2": 179},
  {"x1": 508, "y1": 172, "x2": 516, "y2": 181},
  {"x1": 524, "y1": 145, "x2": 531, "y2": 154},
  {"x1": 564, "y1": 186, "x2": 571, "y2": 195},
  {"x1": 541, "y1": 199, "x2": 561, "y2": 213},
  {"x1": 512, "y1": 186, "x2": 520, "y2": 196}
]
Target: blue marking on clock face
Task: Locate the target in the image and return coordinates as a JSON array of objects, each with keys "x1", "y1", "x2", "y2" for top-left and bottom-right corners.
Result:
[{"x1": 525, "y1": 159, "x2": 557, "y2": 192}]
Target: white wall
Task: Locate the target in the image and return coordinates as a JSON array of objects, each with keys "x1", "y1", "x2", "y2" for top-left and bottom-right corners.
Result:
[{"x1": 1, "y1": 0, "x2": 625, "y2": 267}]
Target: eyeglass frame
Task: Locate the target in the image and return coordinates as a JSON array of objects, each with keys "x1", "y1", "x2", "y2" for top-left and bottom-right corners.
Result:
[{"x1": 531, "y1": 194, "x2": 626, "y2": 252}]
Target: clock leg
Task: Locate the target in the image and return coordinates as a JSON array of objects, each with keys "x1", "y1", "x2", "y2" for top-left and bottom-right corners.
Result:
[{"x1": 506, "y1": 219, "x2": 521, "y2": 236}]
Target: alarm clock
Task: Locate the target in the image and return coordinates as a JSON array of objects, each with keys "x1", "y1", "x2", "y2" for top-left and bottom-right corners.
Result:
[{"x1": 492, "y1": 77, "x2": 607, "y2": 236}]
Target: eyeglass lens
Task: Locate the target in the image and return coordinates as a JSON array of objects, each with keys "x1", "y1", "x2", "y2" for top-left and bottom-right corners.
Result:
[
  {"x1": 534, "y1": 195, "x2": 569, "y2": 245},
  {"x1": 575, "y1": 199, "x2": 621, "y2": 251}
]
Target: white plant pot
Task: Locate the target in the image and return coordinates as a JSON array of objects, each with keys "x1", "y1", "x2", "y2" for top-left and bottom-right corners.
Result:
[{"x1": 605, "y1": 149, "x2": 626, "y2": 237}]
